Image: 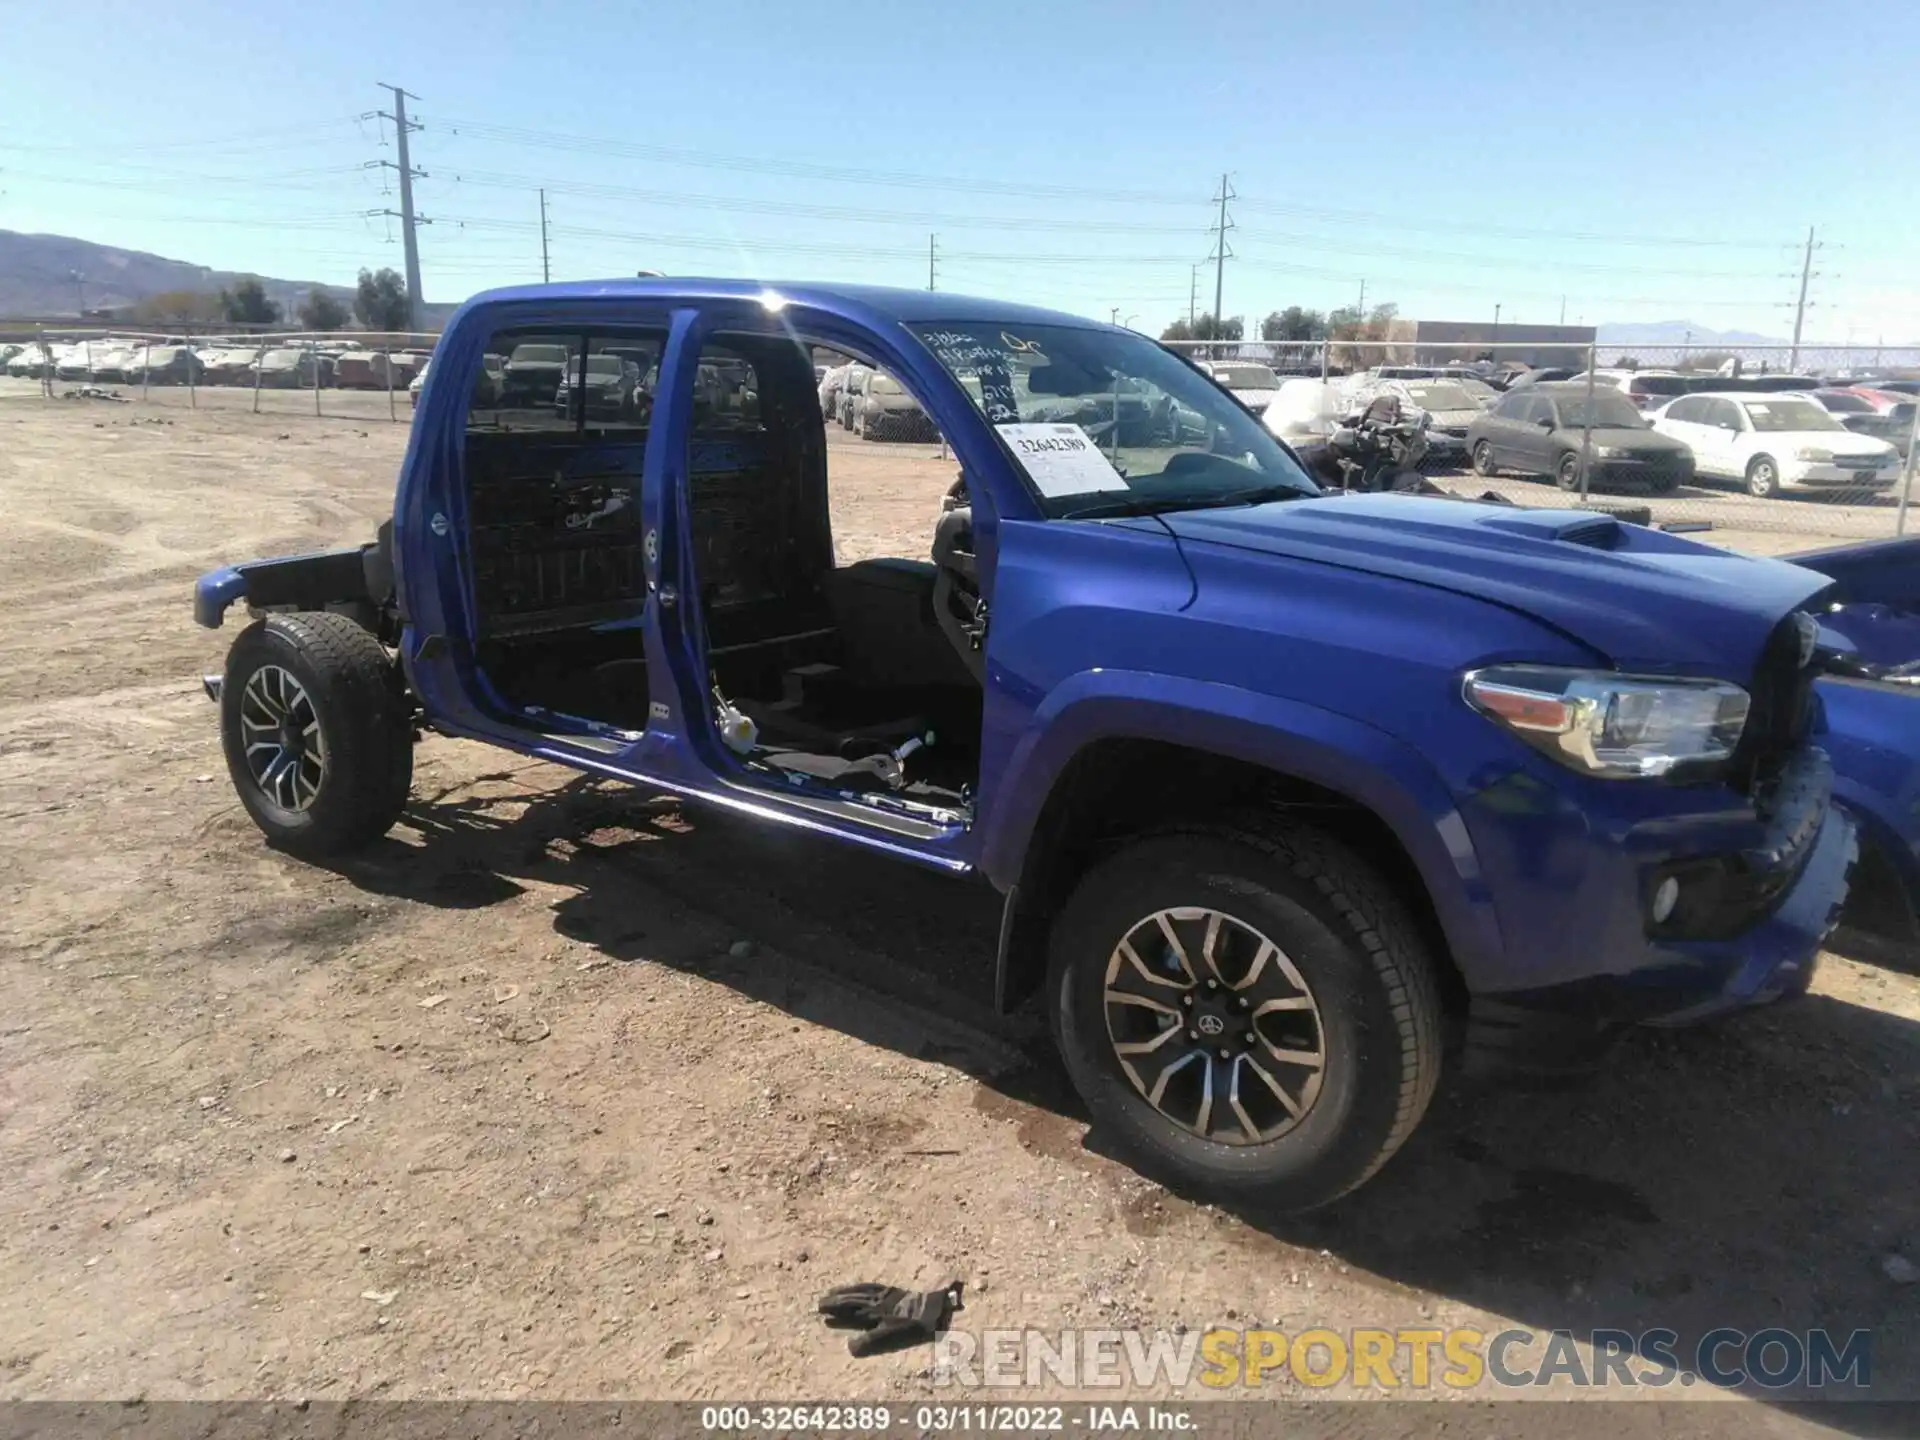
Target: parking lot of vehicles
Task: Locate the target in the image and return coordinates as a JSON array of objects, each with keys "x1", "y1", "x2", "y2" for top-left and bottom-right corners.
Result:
[
  {"x1": 186, "y1": 279, "x2": 1898, "y2": 1217},
  {"x1": 1652, "y1": 392, "x2": 1901, "y2": 498},
  {"x1": 1468, "y1": 381, "x2": 1694, "y2": 491}
]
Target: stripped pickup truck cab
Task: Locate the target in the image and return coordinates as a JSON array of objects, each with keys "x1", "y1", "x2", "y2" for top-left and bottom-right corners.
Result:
[{"x1": 194, "y1": 281, "x2": 1881, "y2": 1211}]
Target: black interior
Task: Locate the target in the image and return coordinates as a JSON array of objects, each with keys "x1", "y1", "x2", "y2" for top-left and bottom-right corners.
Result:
[{"x1": 462, "y1": 329, "x2": 982, "y2": 804}]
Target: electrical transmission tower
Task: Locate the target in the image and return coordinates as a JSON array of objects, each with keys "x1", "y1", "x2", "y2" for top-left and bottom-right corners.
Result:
[
  {"x1": 1207, "y1": 174, "x2": 1236, "y2": 349},
  {"x1": 368, "y1": 85, "x2": 429, "y2": 330}
]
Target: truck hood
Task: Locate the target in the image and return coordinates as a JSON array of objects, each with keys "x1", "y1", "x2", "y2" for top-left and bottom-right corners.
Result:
[{"x1": 1162, "y1": 493, "x2": 1832, "y2": 673}]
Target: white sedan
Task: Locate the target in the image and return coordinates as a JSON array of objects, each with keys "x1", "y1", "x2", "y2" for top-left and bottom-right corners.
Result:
[{"x1": 1650, "y1": 391, "x2": 1900, "y2": 498}]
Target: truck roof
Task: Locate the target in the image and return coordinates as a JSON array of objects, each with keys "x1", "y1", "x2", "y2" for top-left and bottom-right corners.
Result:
[{"x1": 455, "y1": 278, "x2": 1111, "y2": 332}]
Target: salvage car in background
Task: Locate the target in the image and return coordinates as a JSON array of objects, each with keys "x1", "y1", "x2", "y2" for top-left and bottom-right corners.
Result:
[
  {"x1": 1791, "y1": 537, "x2": 1920, "y2": 943},
  {"x1": 851, "y1": 368, "x2": 937, "y2": 440},
  {"x1": 1346, "y1": 378, "x2": 1486, "y2": 462},
  {"x1": 555, "y1": 354, "x2": 642, "y2": 420},
  {"x1": 1805, "y1": 389, "x2": 1915, "y2": 457},
  {"x1": 249, "y1": 348, "x2": 319, "y2": 389},
  {"x1": 1468, "y1": 382, "x2": 1694, "y2": 491},
  {"x1": 127, "y1": 344, "x2": 203, "y2": 385},
  {"x1": 1573, "y1": 368, "x2": 1693, "y2": 415},
  {"x1": 1652, "y1": 392, "x2": 1900, "y2": 498},
  {"x1": 1199, "y1": 361, "x2": 1281, "y2": 413},
  {"x1": 500, "y1": 341, "x2": 572, "y2": 407}
]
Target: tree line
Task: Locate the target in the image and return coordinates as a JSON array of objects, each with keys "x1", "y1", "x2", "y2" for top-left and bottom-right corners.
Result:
[
  {"x1": 1161, "y1": 302, "x2": 1401, "y2": 347},
  {"x1": 126, "y1": 268, "x2": 413, "y2": 332}
]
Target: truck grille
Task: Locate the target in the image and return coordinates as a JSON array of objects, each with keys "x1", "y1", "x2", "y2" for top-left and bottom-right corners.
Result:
[{"x1": 1732, "y1": 610, "x2": 1818, "y2": 793}]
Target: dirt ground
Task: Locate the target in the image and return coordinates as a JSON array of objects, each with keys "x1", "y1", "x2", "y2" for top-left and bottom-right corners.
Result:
[{"x1": 0, "y1": 386, "x2": 1916, "y2": 1432}]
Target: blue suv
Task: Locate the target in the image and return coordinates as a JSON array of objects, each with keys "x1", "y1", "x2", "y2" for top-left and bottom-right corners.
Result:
[{"x1": 194, "y1": 281, "x2": 1861, "y2": 1210}]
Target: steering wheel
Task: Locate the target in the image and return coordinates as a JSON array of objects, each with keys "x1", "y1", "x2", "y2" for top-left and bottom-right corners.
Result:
[{"x1": 931, "y1": 474, "x2": 987, "y2": 682}]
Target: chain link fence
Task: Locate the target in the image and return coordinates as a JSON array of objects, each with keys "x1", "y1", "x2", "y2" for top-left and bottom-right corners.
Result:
[
  {"x1": 0, "y1": 326, "x2": 440, "y2": 425},
  {"x1": 6, "y1": 326, "x2": 1917, "y2": 553},
  {"x1": 1161, "y1": 337, "x2": 1918, "y2": 554}
]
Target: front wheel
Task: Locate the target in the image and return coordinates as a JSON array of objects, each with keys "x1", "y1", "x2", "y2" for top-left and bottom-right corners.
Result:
[
  {"x1": 1747, "y1": 455, "x2": 1781, "y2": 498},
  {"x1": 1555, "y1": 451, "x2": 1584, "y2": 490},
  {"x1": 1471, "y1": 440, "x2": 1498, "y2": 477},
  {"x1": 220, "y1": 612, "x2": 413, "y2": 858},
  {"x1": 1048, "y1": 825, "x2": 1443, "y2": 1212}
]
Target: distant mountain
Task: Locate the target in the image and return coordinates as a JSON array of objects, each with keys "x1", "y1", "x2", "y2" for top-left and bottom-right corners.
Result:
[
  {"x1": 0, "y1": 230, "x2": 455, "y2": 328},
  {"x1": 1595, "y1": 320, "x2": 1785, "y2": 348}
]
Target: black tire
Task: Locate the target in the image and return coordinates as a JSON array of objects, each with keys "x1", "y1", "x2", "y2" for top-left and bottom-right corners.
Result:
[
  {"x1": 1746, "y1": 454, "x2": 1781, "y2": 498},
  {"x1": 1471, "y1": 440, "x2": 1498, "y2": 478},
  {"x1": 1555, "y1": 451, "x2": 1583, "y2": 490},
  {"x1": 220, "y1": 612, "x2": 413, "y2": 858},
  {"x1": 1047, "y1": 824, "x2": 1443, "y2": 1212}
]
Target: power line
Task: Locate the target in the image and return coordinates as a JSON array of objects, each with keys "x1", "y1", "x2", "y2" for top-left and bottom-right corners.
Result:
[{"x1": 424, "y1": 113, "x2": 1787, "y2": 250}]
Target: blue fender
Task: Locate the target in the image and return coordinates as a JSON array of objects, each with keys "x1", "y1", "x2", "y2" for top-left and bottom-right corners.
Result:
[
  {"x1": 975, "y1": 669, "x2": 1505, "y2": 987},
  {"x1": 1819, "y1": 676, "x2": 1920, "y2": 928}
]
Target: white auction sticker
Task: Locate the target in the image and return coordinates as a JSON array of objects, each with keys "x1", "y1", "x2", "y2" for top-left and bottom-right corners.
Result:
[{"x1": 996, "y1": 423, "x2": 1130, "y2": 498}]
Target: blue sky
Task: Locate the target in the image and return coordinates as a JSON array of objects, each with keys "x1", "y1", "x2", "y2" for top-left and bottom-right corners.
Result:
[{"x1": 1, "y1": 0, "x2": 1913, "y2": 340}]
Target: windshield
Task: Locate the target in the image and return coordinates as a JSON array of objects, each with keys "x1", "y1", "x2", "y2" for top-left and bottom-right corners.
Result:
[
  {"x1": 510, "y1": 344, "x2": 567, "y2": 365},
  {"x1": 869, "y1": 373, "x2": 902, "y2": 395},
  {"x1": 1743, "y1": 399, "x2": 1841, "y2": 432},
  {"x1": 1401, "y1": 383, "x2": 1478, "y2": 412},
  {"x1": 585, "y1": 356, "x2": 624, "y2": 376},
  {"x1": 1212, "y1": 365, "x2": 1278, "y2": 390},
  {"x1": 1555, "y1": 392, "x2": 1646, "y2": 428},
  {"x1": 911, "y1": 322, "x2": 1318, "y2": 517}
]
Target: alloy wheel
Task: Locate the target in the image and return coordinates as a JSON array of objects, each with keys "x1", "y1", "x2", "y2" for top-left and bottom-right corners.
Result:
[
  {"x1": 1102, "y1": 906, "x2": 1326, "y2": 1146},
  {"x1": 239, "y1": 664, "x2": 327, "y2": 811}
]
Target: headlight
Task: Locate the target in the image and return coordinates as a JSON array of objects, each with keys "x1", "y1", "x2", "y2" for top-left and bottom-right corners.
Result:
[
  {"x1": 1793, "y1": 447, "x2": 1833, "y2": 462},
  {"x1": 1463, "y1": 665, "x2": 1750, "y2": 779}
]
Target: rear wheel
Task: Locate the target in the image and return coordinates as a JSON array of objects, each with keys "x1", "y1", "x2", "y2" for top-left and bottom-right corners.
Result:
[
  {"x1": 1047, "y1": 825, "x2": 1443, "y2": 1212},
  {"x1": 220, "y1": 612, "x2": 413, "y2": 858},
  {"x1": 1747, "y1": 455, "x2": 1781, "y2": 498},
  {"x1": 1471, "y1": 440, "x2": 1498, "y2": 477}
]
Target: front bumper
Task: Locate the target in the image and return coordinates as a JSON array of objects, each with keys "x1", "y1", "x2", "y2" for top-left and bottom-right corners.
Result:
[
  {"x1": 1464, "y1": 800, "x2": 1855, "y2": 1073},
  {"x1": 1590, "y1": 456, "x2": 1693, "y2": 487},
  {"x1": 1782, "y1": 461, "x2": 1897, "y2": 488},
  {"x1": 1458, "y1": 739, "x2": 1856, "y2": 1070}
]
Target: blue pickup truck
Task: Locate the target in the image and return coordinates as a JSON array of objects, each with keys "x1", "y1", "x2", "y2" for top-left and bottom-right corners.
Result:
[{"x1": 195, "y1": 281, "x2": 1899, "y2": 1211}]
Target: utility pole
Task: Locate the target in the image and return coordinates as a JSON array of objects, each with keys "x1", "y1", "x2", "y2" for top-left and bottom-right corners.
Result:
[
  {"x1": 1356, "y1": 279, "x2": 1366, "y2": 317},
  {"x1": 538, "y1": 188, "x2": 551, "y2": 283},
  {"x1": 69, "y1": 270, "x2": 85, "y2": 316},
  {"x1": 1207, "y1": 173, "x2": 1236, "y2": 352},
  {"x1": 1492, "y1": 302, "x2": 1501, "y2": 351},
  {"x1": 1559, "y1": 295, "x2": 1566, "y2": 326},
  {"x1": 1188, "y1": 264, "x2": 1199, "y2": 332},
  {"x1": 1789, "y1": 224, "x2": 1817, "y2": 371},
  {"x1": 375, "y1": 84, "x2": 426, "y2": 330},
  {"x1": 927, "y1": 234, "x2": 937, "y2": 292}
]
